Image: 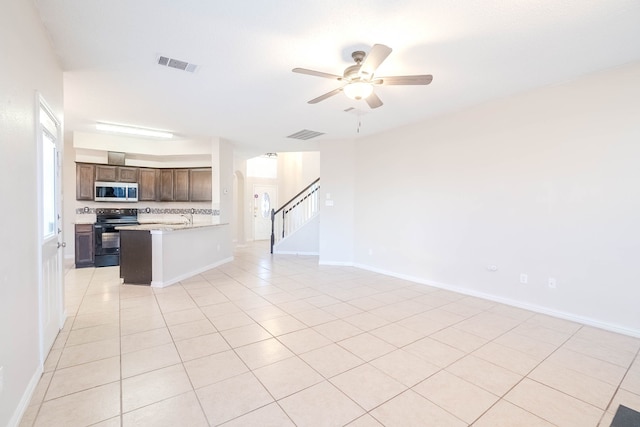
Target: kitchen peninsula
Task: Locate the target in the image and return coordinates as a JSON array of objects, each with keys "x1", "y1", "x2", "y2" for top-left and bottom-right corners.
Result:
[{"x1": 118, "y1": 222, "x2": 231, "y2": 287}]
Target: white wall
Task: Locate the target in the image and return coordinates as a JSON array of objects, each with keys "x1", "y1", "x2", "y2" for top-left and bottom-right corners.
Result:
[
  {"x1": 218, "y1": 139, "x2": 235, "y2": 225},
  {"x1": 232, "y1": 156, "x2": 248, "y2": 245},
  {"x1": 0, "y1": 1, "x2": 63, "y2": 425},
  {"x1": 74, "y1": 131, "x2": 212, "y2": 160},
  {"x1": 319, "y1": 140, "x2": 356, "y2": 265},
  {"x1": 274, "y1": 215, "x2": 320, "y2": 255},
  {"x1": 277, "y1": 151, "x2": 320, "y2": 203},
  {"x1": 323, "y1": 62, "x2": 640, "y2": 335}
]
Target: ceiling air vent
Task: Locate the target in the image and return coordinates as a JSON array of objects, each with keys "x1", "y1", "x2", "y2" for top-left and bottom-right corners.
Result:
[
  {"x1": 157, "y1": 55, "x2": 199, "y2": 73},
  {"x1": 287, "y1": 129, "x2": 325, "y2": 140}
]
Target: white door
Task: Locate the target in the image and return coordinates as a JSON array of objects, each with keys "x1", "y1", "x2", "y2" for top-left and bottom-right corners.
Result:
[
  {"x1": 39, "y1": 98, "x2": 64, "y2": 363},
  {"x1": 253, "y1": 184, "x2": 277, "y2": 240}
]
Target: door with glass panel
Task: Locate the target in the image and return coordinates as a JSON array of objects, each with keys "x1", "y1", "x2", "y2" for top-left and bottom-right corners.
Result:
[
  {"x1": 39, "y1": 98, "x2": 64, "y2": 362},
  {"x1": 253, "y1": 185, "x2": 277, "y2": 241}
]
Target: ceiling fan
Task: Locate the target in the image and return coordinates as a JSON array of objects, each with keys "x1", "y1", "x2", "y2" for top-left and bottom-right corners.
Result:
[{"x1": 292, "y1": 44, "x2": 433, "y2": 109}]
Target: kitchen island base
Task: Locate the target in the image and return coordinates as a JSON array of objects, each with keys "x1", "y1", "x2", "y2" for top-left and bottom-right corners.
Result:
[
  {"x1": 118, "y1": 223, "x2": 232, "y2": 287},
  {"x1": 119, "y1": 229, "x2": 152, "y2": 285}
]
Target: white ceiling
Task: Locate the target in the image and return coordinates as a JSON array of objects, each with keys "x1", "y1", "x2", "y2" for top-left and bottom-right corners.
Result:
[{"x1": 34, "y1": 0, "x2": 640, "y2": 155}]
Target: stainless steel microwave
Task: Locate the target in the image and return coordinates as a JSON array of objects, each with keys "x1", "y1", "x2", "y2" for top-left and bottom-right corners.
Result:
[{"x1": 94, "y1": 181, "x2": 138, "y2": 202}]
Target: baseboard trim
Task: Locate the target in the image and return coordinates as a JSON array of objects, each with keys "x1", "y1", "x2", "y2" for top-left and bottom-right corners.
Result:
[
  {"x1": 151, "y1": 256, "x2": 234, "y2": 288},
  {"x1": 274, "y1": 251, "x2": 319, "y2": 256},
  {"x1": 318, "y1": 260, "x2": 355, "y2": 266},
  {"x1": 352, "y1": 262, "x2": 640, "y2": 339},
  {"x1": 8, "y1": 364, "x2": 43, "y2": 427}
]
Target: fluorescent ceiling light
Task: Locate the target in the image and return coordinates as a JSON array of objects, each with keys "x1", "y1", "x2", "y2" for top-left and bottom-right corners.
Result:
[{"x1": 96, "y1": 123, "x2": 173, "y2": 139}]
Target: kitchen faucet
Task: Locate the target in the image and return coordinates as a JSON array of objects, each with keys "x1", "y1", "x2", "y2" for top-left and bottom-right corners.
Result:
[{"x1": 180, "y1": 213, "x2": 193, "y2": 226}]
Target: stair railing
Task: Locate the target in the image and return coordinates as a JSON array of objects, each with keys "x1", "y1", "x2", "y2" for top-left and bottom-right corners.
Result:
[{"x1": 270, "y1": 178, "x2": 320, "y2": 253}]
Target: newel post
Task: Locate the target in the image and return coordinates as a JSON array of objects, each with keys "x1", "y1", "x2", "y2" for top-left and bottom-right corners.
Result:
[{"x1": 270, "y1": 208, "x2": 275, "y2": 254}]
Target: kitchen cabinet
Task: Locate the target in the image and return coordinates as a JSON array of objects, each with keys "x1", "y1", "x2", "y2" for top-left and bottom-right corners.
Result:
[
  {"x1": 120, "y1": 229, "x2": 152, "y2": 284},
  {"x1": 76, "y1": 162, "x2": 212, "y2": 202},
  {"x1": 75, "y1": 224, "x2": 95, "y2": 268},
  {"x1": 190, "y1": 168, "x2": 212, "y2": 201},
  {"x1": 139, "y1": 168, "x2": 159, "y2": 201},
  {"x1": 160, "y1": 169, "x2": 190, "y2": 201},
  {"x1": 95, "y1": 165, "x2": 117, "y2": 181},
  {"x1": 159, "y1": 169, "x2": 174, "y2": 201},
  {"x1": 174, "y1": 169, "x2": 190, "y2": 201},
  {"x1": 76, "y1": 163, "x2": 95, "y2": 201},
  {"x1": 96, "y1": 165, "x2": 138, "y2": 183},
  {"x1": 118, "y1": 167, "x2": 138, "y2": 183}
]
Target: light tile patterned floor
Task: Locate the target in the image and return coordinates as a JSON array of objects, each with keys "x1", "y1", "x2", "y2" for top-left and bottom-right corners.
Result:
[{"x1": 20, "y1": 242, "x2": 640, "y2": 426}]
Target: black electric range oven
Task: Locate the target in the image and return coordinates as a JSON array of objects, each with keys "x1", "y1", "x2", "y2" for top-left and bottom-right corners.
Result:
[{"x1": 94, "y1": 208, "x2": 138, "y2": 267}]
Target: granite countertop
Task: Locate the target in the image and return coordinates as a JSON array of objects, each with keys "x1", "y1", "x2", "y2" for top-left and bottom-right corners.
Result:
[{"x1": 116, "y1": 222, "x2": 226, "y2": 231}]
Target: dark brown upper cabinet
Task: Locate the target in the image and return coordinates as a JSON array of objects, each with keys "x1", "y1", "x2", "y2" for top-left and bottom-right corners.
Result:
[
  {"x1": 138, "y1": 168, "x2": 160, "y2": 201},
  {"x1": 95, "y1": 165, "x2": 117, "y2": 182},
  {"x1": 190, "y1": 168, "x2": 212, "y2": 202},
  {"x1": 76, "y1": 163, "x2": 95, "y2": 201}
]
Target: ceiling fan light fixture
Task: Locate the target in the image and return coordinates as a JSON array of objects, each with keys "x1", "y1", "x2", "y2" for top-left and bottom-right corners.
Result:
[{"x1": 343, "y1": 82, "x2": 373, "y2": 101}]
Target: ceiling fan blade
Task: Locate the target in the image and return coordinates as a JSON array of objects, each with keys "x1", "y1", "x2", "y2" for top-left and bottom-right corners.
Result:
[
  {"x1": 378, "y1": 75, "x2": 433, "y2": 85},
  {"x1": 359, "y1": 44, "x2": 392, "y2": 79},
  {"x1": 365, "y1": 92, "x2": 383, "y2": 109},
  {"x1": 293, "y1": 68, "x2": 342, "y2": 80},
  {"x1": 308, "y1": 87, "x2": 343, "y2": 104}
]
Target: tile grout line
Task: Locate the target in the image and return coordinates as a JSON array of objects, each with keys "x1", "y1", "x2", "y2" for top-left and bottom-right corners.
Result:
[{"x1": 598, "y1": 344, "x2": 640, "y2": 426}]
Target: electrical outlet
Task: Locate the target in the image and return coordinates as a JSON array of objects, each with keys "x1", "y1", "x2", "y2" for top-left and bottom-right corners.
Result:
[
  {"x1": 520, "y1": 273, "x2": 528, "y2": 284},
  {"x1": 548, "y1": 277, "x2": 557, "y2": 289}
]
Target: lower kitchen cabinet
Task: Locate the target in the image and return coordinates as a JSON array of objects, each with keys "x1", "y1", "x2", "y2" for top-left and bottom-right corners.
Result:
[
  {"x1": 75, "y1": 224, "x2": 95, "y2": 268},
  {"x1": 119, "y1": 229, "x2": 152, "y2": 284}
]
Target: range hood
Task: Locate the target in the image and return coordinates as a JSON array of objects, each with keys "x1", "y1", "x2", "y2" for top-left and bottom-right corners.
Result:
[{"x1": 107, "y1": 151, "x2": 125, "y2": 165}]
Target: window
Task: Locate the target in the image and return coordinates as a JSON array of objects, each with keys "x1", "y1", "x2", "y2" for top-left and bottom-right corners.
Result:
[
  {"x1": 42, "y1": 131, "x2": 56, "y2": 238},
  {"x1": 247, "y1": 155, "x2": 277, "y2": 178},
  {"x1": 40, "y1": 106, "x2": 58, "y2": 239},
  {"x1": 260, "y1": 192, "x2": 271, "y2": 218}
]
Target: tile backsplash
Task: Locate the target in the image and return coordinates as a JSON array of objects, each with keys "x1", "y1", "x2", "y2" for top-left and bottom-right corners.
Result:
[{"x1": 75, "y1": 207, "x2": 220, "y2": 216}]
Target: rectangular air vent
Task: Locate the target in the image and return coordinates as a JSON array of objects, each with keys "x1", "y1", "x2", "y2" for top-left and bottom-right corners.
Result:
[
  {"x1": 157, "y1": 55, "x2": 198, "y2": 73},
  {"x1": 286, "y1": 129, "x2": 325, "y2": 140}
]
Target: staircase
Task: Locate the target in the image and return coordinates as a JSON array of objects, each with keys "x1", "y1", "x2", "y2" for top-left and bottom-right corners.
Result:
[{"x1": 270, "y1": 178, "x2": 320, "y2": 254}]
